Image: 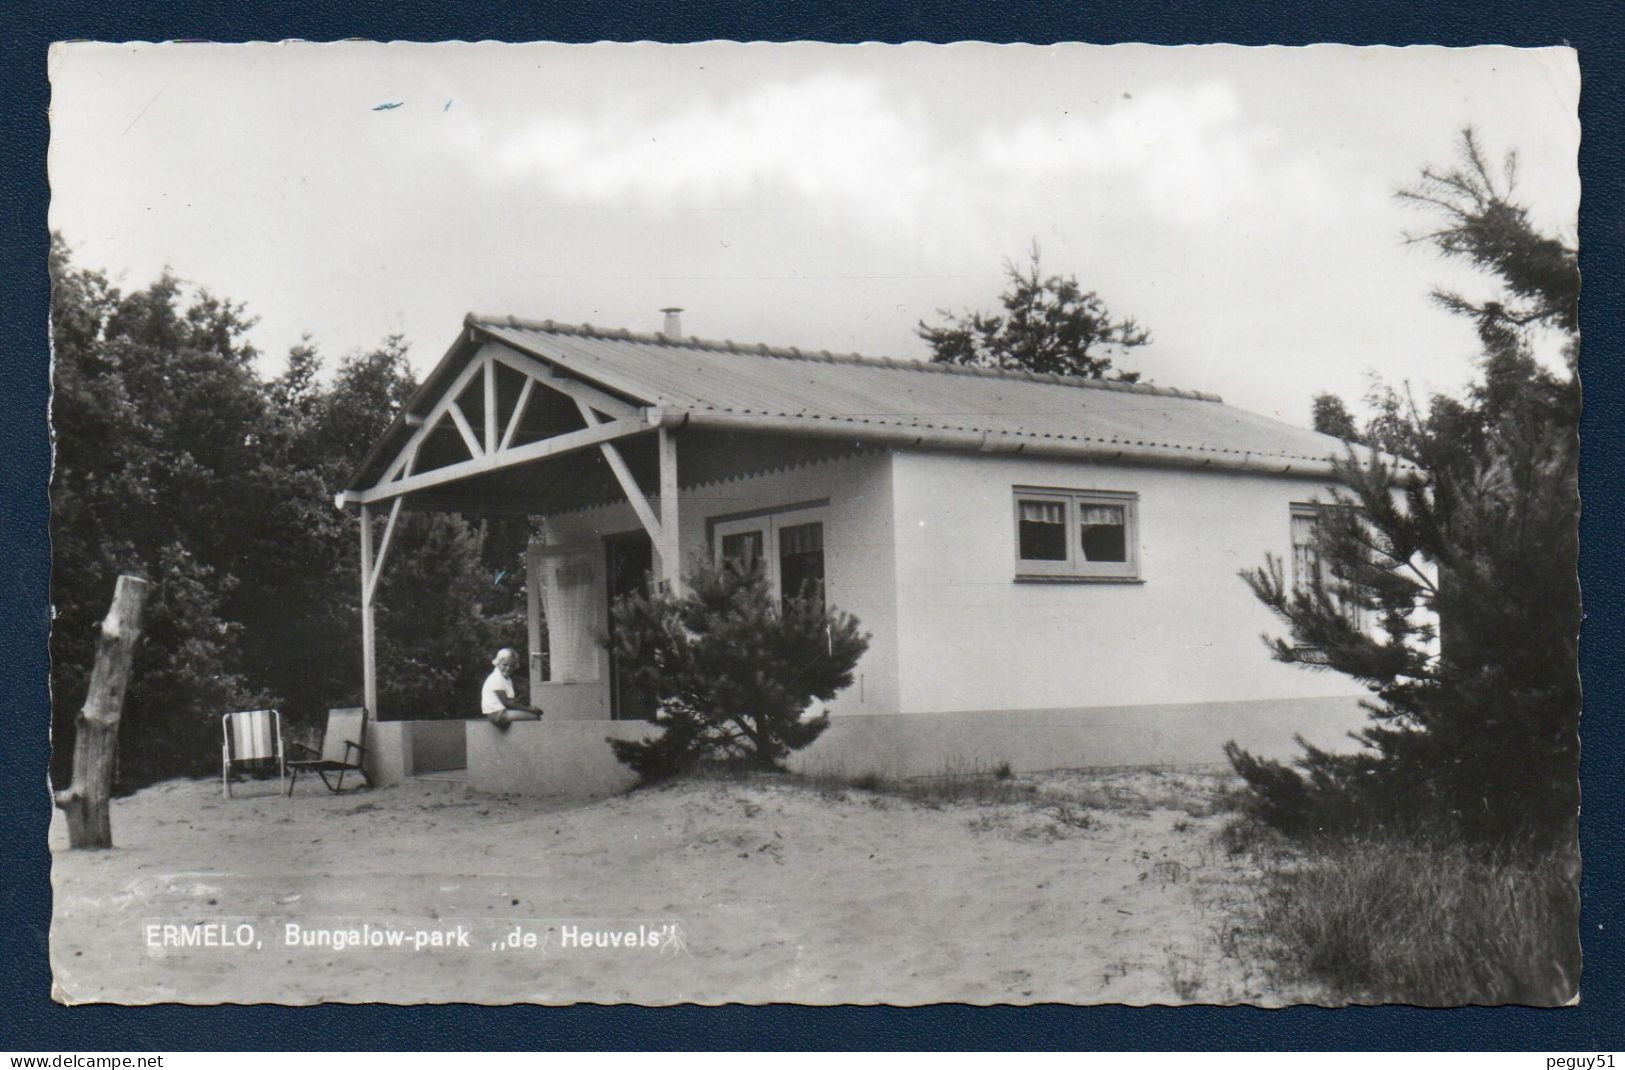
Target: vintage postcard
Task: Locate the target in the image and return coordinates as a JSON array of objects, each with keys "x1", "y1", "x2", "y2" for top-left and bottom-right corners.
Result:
[{"x1": 46, "y1": 41, "x2": 1580, "y2": 1005}]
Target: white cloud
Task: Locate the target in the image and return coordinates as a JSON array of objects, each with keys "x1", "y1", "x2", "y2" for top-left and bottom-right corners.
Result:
[
  {"x1": 462, "y1": 75, "x2": 1301, "y2": 228},
  {"x1": 974, "y1": 82, "x2": 1276, "y2": 223},
  {"x1": 475, "y1": 74, "x2": 935, "y2": 211}
]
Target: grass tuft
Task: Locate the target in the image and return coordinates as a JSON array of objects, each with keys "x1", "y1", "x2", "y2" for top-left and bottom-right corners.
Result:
[{"x1": 1224, "y1": 828, "x2": 1579, "y2": 1005}]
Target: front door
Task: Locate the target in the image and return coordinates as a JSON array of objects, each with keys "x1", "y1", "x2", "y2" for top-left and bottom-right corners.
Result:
[{"x1": 604, "y1": 530, "x2": 657, "y2": 720}]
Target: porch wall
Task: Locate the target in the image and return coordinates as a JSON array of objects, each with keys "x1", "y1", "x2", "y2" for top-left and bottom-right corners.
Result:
[
  {"x1": 466, "y1": 719, "x2": 656, "y2": 799},
  {"x1": 365, "y1": 718, "x2": 470, "y2": 787}
]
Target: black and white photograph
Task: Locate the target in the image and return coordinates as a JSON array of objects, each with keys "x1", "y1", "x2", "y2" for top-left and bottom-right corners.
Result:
[{"x1": 44, "y1": 41, "x2": 1581, "y2": 1007}]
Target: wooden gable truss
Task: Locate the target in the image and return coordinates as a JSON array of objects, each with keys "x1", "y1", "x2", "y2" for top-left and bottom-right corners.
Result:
[{"x1": 336, "y1": 338, "x2": 685, "y2": 716}]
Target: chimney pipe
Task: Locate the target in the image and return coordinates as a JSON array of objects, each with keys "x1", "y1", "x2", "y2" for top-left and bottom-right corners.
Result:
[{"x1": 660, "y1": 307, "x2": 684, "y2": 342}]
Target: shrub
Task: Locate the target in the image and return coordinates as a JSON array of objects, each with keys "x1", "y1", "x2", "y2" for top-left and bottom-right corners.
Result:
[{"x1": 606, "y1": 559, "x2": 869, "y2": 782}]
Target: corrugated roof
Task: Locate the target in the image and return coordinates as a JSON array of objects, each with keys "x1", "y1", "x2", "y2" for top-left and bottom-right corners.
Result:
[{"x1": 346, "y1": 313, "x2": 1403, "y2": 492}]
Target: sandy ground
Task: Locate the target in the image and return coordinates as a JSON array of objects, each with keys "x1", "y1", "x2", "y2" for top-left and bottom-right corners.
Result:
[{"x1": 49, "y1": 768, "x2": 1307, "y2": 1005}]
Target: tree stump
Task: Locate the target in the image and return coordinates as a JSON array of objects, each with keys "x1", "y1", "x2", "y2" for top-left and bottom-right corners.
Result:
[{"x1": 54, "y1": 573, "x2": 149, "y2": 849}]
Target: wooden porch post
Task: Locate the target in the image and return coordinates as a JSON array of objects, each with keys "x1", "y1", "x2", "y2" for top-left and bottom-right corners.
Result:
[
  {"x1": 657, "y1": 426, "x2": 683, "y2": 593},
  {"x1": 359, "y1": 503, "x2": 378, "y2": 716},
  {"x1": 525, "y1": 536, "x2": 545, "y2": 698}
]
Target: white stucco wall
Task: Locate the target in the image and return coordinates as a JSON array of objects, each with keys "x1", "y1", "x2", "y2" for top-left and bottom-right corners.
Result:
[
  {"x1": 541, "y1": 447, "x2": 900, "y2": 719},
  {"x1": 472, "y1": 441, "x2": 1379, "y2": 789},
  {"x1": 887, "y1": 449, "x2": 1365, "y2": 714}
]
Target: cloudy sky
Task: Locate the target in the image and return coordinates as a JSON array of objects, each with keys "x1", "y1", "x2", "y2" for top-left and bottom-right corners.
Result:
[{"x1": 48, "y1": 42, "x2": 1578, "y2": 425}]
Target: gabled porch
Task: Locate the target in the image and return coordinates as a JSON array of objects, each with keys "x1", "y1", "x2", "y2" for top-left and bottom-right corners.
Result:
[
  {"x1": 338, "y1": 324, "x2": 686, "y2": 711},
  {"x1": 336, "y1": 318, "x2": 881, "y2": 796}
]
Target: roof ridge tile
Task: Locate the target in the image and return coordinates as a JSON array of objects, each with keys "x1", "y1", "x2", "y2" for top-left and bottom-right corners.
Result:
[{"x1": 467, "y1": 311, "x2": 1223, "y2": 403}]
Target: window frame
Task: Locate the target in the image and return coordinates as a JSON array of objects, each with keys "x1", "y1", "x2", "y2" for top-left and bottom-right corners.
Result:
[
  {"x1": 1289, "y1": 501, "x2": 1370, "y2": 631},
  {"x1": 1290, "y1": 501, "x2": 1323, "y2": 590},
  {"x1": 1012, "y1": 486, "x2": 1141, "y2": 582},
  {"x1": 711, "y1": 503, "x2": 830, "y2": 605}
]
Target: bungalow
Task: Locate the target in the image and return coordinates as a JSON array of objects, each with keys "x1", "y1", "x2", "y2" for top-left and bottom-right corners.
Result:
[{"x1": 340, "y1": 311, "x2": 1398, "y2": 797}]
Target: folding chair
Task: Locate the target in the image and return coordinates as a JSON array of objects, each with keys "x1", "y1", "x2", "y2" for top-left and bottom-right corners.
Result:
[
  {"x1": 286, "y1": 707, "x2": 371, "y2": 795},
  {"x1": 222, "y1": 709, "x2": 285, "y2": 798}
]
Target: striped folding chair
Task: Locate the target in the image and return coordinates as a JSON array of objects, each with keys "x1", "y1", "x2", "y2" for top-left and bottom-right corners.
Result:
[{"x1": 222, "y1": 709, "x2": 286, "y2": 798}]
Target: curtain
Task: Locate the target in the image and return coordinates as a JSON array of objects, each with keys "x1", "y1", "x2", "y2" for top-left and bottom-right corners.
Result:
[
  {"x1": 1078, "y1": 504, "x2": 1124, "y2": 526},
  {"x1": 1019, "y1": 500, "x2": 1065, "y2": 524},
  {"x1": 779, "y1": 522, "x2": 824, "y2": 555},
  {"x1": 540, "y1": 548, "x2": 601, "y2": 683}
]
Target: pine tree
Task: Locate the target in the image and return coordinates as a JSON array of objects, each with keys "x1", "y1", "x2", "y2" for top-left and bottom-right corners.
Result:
[
  {"x1": 916, "y1": 243, "x2": 1148, "y2": 380},
  {"x1": 1310, "y1": 392, "x2": 1362, "y2": 442},
  {"x1": 1227, "y1": 130, "x2": 1579, "y2": 845},
  {"x1": 606, "y1": 560, "x2": 869, "y2": 781}
]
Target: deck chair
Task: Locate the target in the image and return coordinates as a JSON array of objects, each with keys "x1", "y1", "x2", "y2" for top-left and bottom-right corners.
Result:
[
  {"x1": 222, "y1": 709, "x2": 285, "y2": 798},
  {"x1": 286, "y1": 707, "x2": 370, "y2": 795}
]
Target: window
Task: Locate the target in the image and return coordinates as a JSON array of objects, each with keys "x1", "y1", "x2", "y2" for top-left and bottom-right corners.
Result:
[
  {"x1": 1013, "y1": 488, "x2": 1139, "y2": 580},
  {"x1": 777, "y1": 521, "x2": 826, "y2": 614},
  {"x1": 1079, "y1": 502, "x2": 1129, "y2": 563},
  {"x1": 712, "y1": 506, "x2": 828, "y2": 611},
  {"x1": 1017, "y1": 499, "x2": 1068, "y2": 561},
  {"x1": 1290, "y1": 502, "x2": 1368, "y2": 629},
  {"x1": 720, "y1": 530, "x2": 765, "y2": 576},
  {"x1": 1290, "y1": 503, "x2": 1321, "y2": 589}
]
